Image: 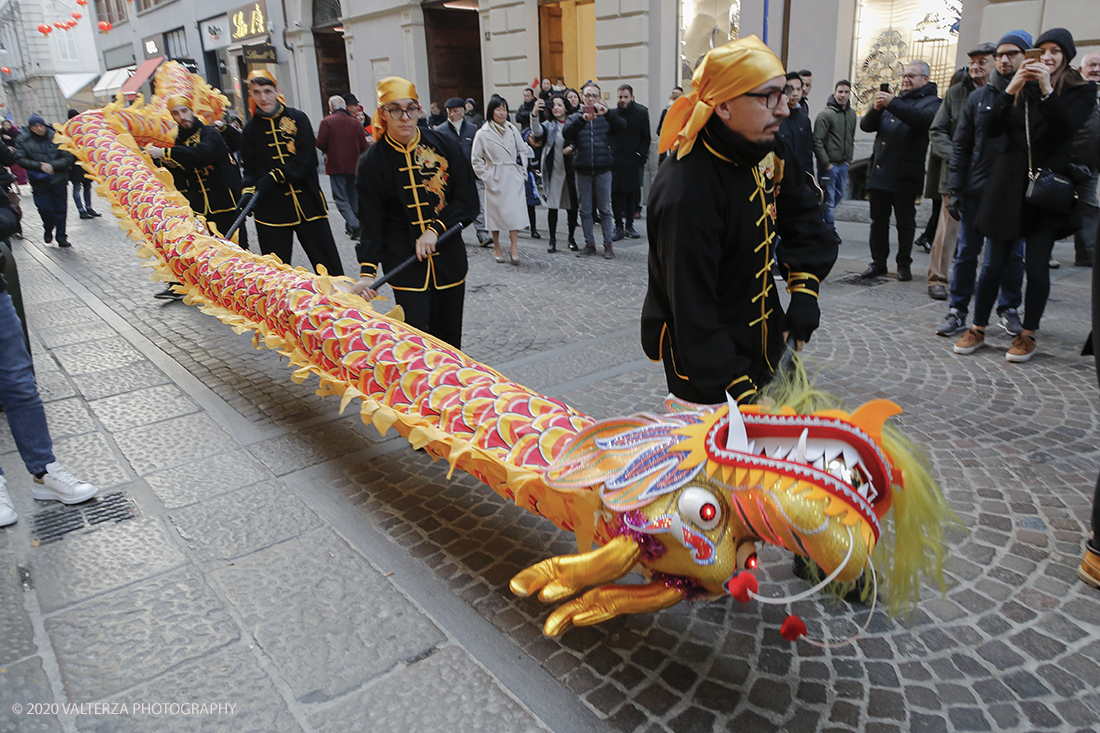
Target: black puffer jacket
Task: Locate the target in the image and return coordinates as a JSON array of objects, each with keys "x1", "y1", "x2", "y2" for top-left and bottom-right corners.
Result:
[
  {"x1": 978, "y1": 78, "x2": 1098, "y2": 240},
  {"x1": 860, "y1": 82, "x2": 940, "y2": 195},
  {"x1": 14, "y1": 127, "x2": 74, "y2": 188},
  {"x1": 949, "y1": 71, "x2": 1011, "y2": 196},
  {"x1": 562, "y1": 111, "x2": 626, "y2": 174},
  {"x1": 609, "y1": 102, "x2": 650, "y2": 191}
]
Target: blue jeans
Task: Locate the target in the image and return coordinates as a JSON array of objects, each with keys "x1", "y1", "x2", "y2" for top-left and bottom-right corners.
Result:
[
  {"x1": 71, "y1": 180, "x2": 92, "y2": 212},
  {"x1": 820, "y1": 162, "x2": 848, "y2": 229},
  {"x1": 949, "y1": 196, "x2": 1023, "y2": 317},
  {"x1": 328, "y1": 174, "x2": 359, "y2": 233},
  {"x1": 576, "y1": 170, "x2": 613, "y2": 246},
  {"x1": 0, "y1": 291, "x2": 54, "y2": 477},
  {"x1": 32, "y1": 186, "x2": 68, "y2": 244}
]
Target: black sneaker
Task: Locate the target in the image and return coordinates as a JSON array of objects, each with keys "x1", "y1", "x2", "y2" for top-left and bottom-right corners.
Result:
[
  {"x1": 154, "y1": 284, "x2": 184, "y2": 301},
  {"x1": 897, "y1": 265, "x2": 912, "y2": 282},
  {"x1": 57, "y1": 240, "x2": 72, "y2": 248},
  {"x1": 998, "y1": 308, "x2": 1023, "y2": 336},
  {"x1": 79, "y1": 210, "x2": 93, "y2": 219},
  {"x1": 88, "y1": 209, "x2": 102, "y2": 217},
  {"x1": 860, "y1": 264, "x2": 886, "y2": 279},
  {"x1": 44, "y1": 231, "x2": 53, "y2": 243},
  {"x1": 936, "y1": 309, "x2": 966, "y2": 337},
  {"x1": 914, "y1": 233, "x2": 931, "y2": 253},
  {"x1": 625, "y1": 227, "x2": 641, "y2": 239},
  {"x1": 611, "y1": 227, "x2": 624, "y2": 242}
]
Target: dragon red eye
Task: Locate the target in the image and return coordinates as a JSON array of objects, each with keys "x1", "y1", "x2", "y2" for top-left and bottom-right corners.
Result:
[
  {"x1": 745, "y1": 553, "x2": 758, "y2": 570},
  {"x1": 700, "y1": 503, "x2": 717, "y2": 521},
  {"x1": 678, "y1": 488, "x2": 722, "y2": 530}
]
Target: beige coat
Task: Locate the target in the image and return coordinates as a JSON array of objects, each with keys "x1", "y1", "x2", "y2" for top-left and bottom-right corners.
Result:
[{"x1": 471, "y1": 121, "x2": 530, "y2": 232}]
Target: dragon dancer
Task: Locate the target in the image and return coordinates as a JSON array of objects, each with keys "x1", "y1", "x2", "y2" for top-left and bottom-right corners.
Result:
[
  {"x1": 353, "y1": 77, "x2": 478, "y2": 349},
  {"x1": 239, "y1": 70, "x2": 344, "y2": 276},
  {"x1": 644, "y1": 37, "x2": 840, "y2": 405}
]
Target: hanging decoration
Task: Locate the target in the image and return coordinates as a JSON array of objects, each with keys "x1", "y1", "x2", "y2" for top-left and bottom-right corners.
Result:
[
  {"x1": 76, "y1": 0, "x2": 87, "y2": 4},
  {"x1": 98, "y1": 21, "x2": 112, "y2": 32},
  {"x1": 0, "y1": 67, "x2": 10, "y2": 74},
  {"x1": 37, "y1": 23, "x2": 52, "y2": 36},
  {"x1": 71, "y1": 11, "x2": 82, "y2": 19}
]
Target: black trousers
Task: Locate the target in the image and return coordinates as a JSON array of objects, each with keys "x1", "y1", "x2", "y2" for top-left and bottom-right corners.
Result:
[
  {"x1": 921, "y1": 195, "x2": 941, "y2": 241},
  {"x1": 392, "y1": 284, "x2": 465, "y2": 349},
  {"x1": 207, "y1": 210, "x2": 249, "y2": 251},
  {"x1": 256, "y1": 218, "x2": 343, "y2": 276},
  {"x1": 973, "y1": 230, "x2": 1056, "y2": 331},
  {"x1": 868, "y1": 189, "x2": 917, "y2": 268},
  {"x1": 612, "y1": 190, "x2": 640, "y2": 231}
]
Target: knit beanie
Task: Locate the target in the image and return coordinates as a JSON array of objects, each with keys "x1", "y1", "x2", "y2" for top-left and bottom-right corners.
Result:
[
  {"x1": 1035, "y1": 28, "x2": 1076, "y2": 62},
  {"x1": 996, "y1": 30, "x2": 1033, "y2": 53},
  {"x1": 27, "y1": 113, "x2": 45, "y2": 127}
]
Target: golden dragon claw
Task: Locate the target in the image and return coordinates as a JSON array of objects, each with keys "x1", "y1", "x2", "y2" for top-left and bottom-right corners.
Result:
[
  {"x1": 543, "y1": 582, "x2": 686, "y2": 637},
  {"x1": 510, "y1": 535, "x2": 641, "y2": 603}
]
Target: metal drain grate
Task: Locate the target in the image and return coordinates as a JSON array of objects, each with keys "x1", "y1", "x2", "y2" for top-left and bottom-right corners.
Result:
[
  {"x1": 30, "y1": 491, "x2": 138, "y2": 545},
  {"x1": 837, "y1": 273, "x2": 892, "y2": 286}
]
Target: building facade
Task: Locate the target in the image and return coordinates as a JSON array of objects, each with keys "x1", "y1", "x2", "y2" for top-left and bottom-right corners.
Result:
[{"x1": 0, "y1": 0, "x2": 100, "y2": 124}]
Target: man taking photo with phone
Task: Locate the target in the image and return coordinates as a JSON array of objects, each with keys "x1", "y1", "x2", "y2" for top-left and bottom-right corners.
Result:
[{"x1": 563, "y1": 84, "x2": 626, "y2": 259}]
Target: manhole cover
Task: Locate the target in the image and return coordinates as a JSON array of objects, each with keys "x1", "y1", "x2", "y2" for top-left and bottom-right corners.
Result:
[
  {"x1": 837, "y1": 273, "x2": 892, "y2": 286},
  {"x1": 30, "y1": 491, "x2": 138, "y2": 545}
]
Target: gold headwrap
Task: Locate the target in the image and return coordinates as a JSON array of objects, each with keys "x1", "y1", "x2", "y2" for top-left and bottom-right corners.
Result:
[
  {"x1": 166, "y1": 94, "x2": 191, "y2": 110},
  {"x1": 245, "y1": 69, "x2": 285, "y2": 115},
  {"x1": 372, "y1": 76, "x2": 418, "y2": 136},
  {"x1": 658, "y1": 35, "x2": 786, "y2": 160}
]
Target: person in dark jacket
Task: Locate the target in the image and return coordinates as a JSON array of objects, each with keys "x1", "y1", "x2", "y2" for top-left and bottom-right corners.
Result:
[
  {"x1": 515, "y1": 87, "x2": 537, "y2": 130},
  {"x1": 239, "y1": 70, "x2": 344, "y2": 276},
  {"x1": 647, "y1": 37, "x2": 838, "y2": 405},
  {"x1": 316, "y1": 94, "x2": 370, "y2": 240},
  {"x1": 436, "y1": 97, "x2": 489, "y2": 246},
  {"x1": 464, "y1": 98, "x2": 484, "y2": 128},
  {"x1": 777, "y1": 73, "x2": 815, "y2": 182},
  {"x1": 1073, "y1": 50, "x2": 1100, "y2": 267},
  {"x1": 813, "y1": 80, "x2": 856, "y2": 229},
  {"x1": 563, "y1": 83, "x2": 626, "y2": 258},
  {"x1": 65, "y1": 109, "x2": 100, "y2": 219},
  {"x1": 608, "y1": 84, "x2": 650, "y2": 241},
  {"x1": 955, "y1": 28, "x2": 1097, "y2": 362},
  {"x1": 14, "y1": 114, "x2": 75, "y2": 248},
  {"x1": 937, "y1": 32, "x2": 1030, "y2": 339},
  {"x1": 859, "y1": 61, "x2": 941, "y2": 281},
  {"x1": 353, "y1": 77, "x2": 478, "y2": 348}
]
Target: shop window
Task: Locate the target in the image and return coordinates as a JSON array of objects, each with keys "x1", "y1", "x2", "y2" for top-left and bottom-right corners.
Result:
[
  {"x1": 165, "y1": 27, "x2": 187, "y2": 58},
  {"x1": 94, "y1": 0, "x2": 127, "y2": 26},
  {"x1": 851, "y1": 0, "x2": 960, "y2": 108},
  {"x1": 58, "y1": 33, "x2": 79, "y2": 62},
  {"x1": 135, "y1": 0, "x2": 173, "y2": 13},
  {"x1": 678, "y1": 0, "x2": 741, "y2": 87}
]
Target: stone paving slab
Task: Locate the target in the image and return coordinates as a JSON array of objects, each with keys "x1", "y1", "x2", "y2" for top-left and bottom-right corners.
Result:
[
  {"x1": 209, "y1": 528, "x2": 446, "y2": 703},
  {"x1": 0, "y1": 657, "x2": 63, "y2": 733},
  {"x1": 45, "y1": 566, "x2": 239, "y2": 703},
  {"x1": 307, "y1": 644, "x2": 550, "y2": 733},
  {"x1": 145, "y1": 449, "x2": 272, "y2": 509},
  {"x1": 86, "y1": 384, "x2": 200, "y2": 434},
  {"x1": 0, "y1": 550, "x2": 36, "y2": 665},
  {"x1": 111, "y1": 413, "x2": 234, "y2": 475}
]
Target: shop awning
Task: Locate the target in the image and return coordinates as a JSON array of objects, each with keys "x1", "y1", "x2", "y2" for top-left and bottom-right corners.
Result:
[
  {"x1": 55, "y1": 72, "x2": 99, "y2": 99},
  {"x1": 119, "y1": 56, "x2": 165, "y2": 98},
  {"x1": 93, "y1": 67, "x2": 135, "y2": 97}
]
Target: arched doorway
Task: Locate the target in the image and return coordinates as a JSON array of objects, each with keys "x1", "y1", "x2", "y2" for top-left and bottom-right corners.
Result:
[{"x1": 313, "y1": 0, "x2": 350, "y2": 110}]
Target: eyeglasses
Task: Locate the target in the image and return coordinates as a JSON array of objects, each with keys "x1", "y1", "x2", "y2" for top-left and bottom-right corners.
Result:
[
  {"x1": 383, "y1": 105, "x2": 421, "y2": 120},
  {"x1": 743, "y1": 85, "x2": 793, "y2": 109},
  {"x1": 995, "y1": 50, "x2": 1022, "y2": 60}
]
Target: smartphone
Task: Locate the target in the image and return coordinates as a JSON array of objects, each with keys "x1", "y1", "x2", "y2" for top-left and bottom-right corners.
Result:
[
  {"x1": 879, "y1": 83, "x2": 891, "y2": 92},
  {"x1": 1024, "y1": 48, "x2": 1042, "y2": 62},
  {"x1": 583, "y1": 104, "x2": 595, "y2": 115}
]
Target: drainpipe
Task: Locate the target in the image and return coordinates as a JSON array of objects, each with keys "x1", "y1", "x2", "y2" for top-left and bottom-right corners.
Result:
[{"x1": 762, "y1": 0, "x2": 769, "y2": 45}]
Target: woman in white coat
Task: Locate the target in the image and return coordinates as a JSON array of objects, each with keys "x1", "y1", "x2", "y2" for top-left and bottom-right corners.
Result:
[{"x1": 471, "y1": 96, "x2": 531, "y2": 264}]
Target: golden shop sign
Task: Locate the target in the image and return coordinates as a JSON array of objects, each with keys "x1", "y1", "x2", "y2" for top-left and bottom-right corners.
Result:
[{"x1": 231, "y1": 1, "x2": 267, "y2": 42}]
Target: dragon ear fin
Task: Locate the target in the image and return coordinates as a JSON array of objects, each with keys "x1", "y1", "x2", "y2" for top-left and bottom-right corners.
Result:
[
  {"x1": 848, "y1": 399, "x2": 903, "y2": 445},
  {"x1": 725, "y1": 392, "x2": 749, "y2": 452},
  {"x1": 543, "y1": 417, "x2": 652, "y2": 490}
]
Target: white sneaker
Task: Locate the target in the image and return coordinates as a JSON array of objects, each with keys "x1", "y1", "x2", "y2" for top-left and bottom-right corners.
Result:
[
  {"x1": 0, "y1": 475, "x2": 16, "y2": 527},
  {"x1": 33, "y1": 462, "x2": 98, "y2": 504}
]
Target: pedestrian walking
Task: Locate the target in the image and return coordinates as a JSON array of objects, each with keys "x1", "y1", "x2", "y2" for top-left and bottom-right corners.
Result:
[
  {"x1": 353, "y1": 76, "x2": 478, "y2": 348},
  {"x1": 955, "y1": 28, "x2": 1098, "y2": 362},
  {"x1": 859, "y1": 60, "x2": 941, "y2": 282},
  {"x1": 1, "y1": 121, "x2": 26, "y2": 188},
  {"x1": 14, "y1": 114, "x2": 75, "y2": 248},
  {"x1": 646, "y1": 36, "x2": 838, "y2": 405},
  {"x1": 239, "y1": 70, "x2": 344, "y2": 276},
  {"x1": 1072, "y1": 50, "x2": 1099, "y2": 267},
  {"x1": 435, "y1": 97, "x2": 489, "y2": 246},
  {"x1": 471, "y1": 96, "x2": 531, "y2": 265},
  {"x1": 530, "y1": 95, "x2": 578, "y2": 252},
  {"x1": 316, "y1": 94, "x2": 370, "y2": 241},
  {"x1": 1081, "y1": 251, "x2": 1100, "y2": 590},
  {"x1": 564, "y1": 83, "x2": 625, "y2": 259}
]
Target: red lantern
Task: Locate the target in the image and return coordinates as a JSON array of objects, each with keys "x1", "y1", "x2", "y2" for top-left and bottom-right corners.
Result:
[
  {"x1": 0, "y1": 67, "x2": 10, "y2": 74},
  {"x1": 37, "y1": 23, "x2": 51, "y2": 35},
  {"x1": 76, "y1": 0, "x2": 86, "y2": 4},
  {"x1": 71, "y1": 11, "x2": 82, "y2": 19},
  {"x1": 97, "y1": 20, "x2": 112, "y2": 32},
  {"x1": 54, "y1": 22, "x2": 65, "y2": 29}
]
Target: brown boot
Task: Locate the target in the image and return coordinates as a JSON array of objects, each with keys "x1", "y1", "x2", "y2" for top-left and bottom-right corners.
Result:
[
  {"x1": 603, "y1": 244, "x2": 615, "y2": 260},
  {"x1": 1080, "y1": 545, "x2": 1100, "y2": 590}
]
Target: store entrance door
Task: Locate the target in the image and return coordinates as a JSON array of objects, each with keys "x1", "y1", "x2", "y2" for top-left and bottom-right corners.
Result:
[
  {"x1": 538, "y1": 1, "x2": 595, "y2": 90},
  {"x1": 422, "y1": 6, "x2": 482, "y2": 113},
  {"x1": 313, "y1": 29, "x2": 350, "y2": 111}
]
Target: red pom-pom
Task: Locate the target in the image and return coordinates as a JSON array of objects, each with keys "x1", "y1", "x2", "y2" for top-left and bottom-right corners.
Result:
[
  {"x1": 780, "y1": 615, "x2": 807, "y2": 641},
  {"x1": 725, "y1": 572, "x2": 758, "y2": 603}
]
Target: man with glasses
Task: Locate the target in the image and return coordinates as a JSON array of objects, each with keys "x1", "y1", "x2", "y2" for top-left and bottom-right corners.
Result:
[
  {"x1": 353, "y1": 77, "x2": 478, "y2": 348},
  {"x1": 859, "y1": 59, "x2": 941, "y2": 282},
  {"x1": 563, "y1": 84, "x2": 626, "y2": 258},
  {"x1": 239, "y1": 70, "x2": 344, "y2": 275},
  {"x1": 645, "y1": 37, "x2": 838, "y2": 405}
]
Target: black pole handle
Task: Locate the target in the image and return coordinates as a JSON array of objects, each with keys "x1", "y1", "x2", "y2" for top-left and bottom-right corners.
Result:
[
  {"x1": 224, "y1": 191, "x2": 262, "y2": 241},
  {"x1": 370, "y1": 223, "x2": 465, "y2": 290}
]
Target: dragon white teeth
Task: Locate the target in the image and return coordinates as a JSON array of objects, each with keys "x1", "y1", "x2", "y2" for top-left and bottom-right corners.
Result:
[
  {"x1": 725, "y1": 394, "x2": 749, "y2": 452},
  {"x1": 796, "y1": 429, "x2": 808, "y2": 464},
  {"x1": 842, "y1": 445, "x2": 859, "y2": 467}
]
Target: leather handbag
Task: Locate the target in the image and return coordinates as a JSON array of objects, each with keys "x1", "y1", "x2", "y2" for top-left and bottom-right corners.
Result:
[{"x1": 1023, "y1": 100, "x2": 1076, "y2": 213}]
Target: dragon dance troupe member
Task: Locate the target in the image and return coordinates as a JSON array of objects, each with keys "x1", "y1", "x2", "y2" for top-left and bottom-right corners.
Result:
[
  {"x1": 148, "y1": 94, "x2": 248, "y2": 253},
  {"x1": 353, "y1": 77, "x2": 478, "y2": 349},
  {"x1": 239, "y1": 70, "x2": 344, "y2": 276},
  {"x1": 644, "y1": 36, "x2": 839, "y2": 405}
]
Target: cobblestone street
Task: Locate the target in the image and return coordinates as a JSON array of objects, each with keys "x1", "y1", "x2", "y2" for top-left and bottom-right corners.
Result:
[{"x1": 1, "y1": 180, "x2": 1099, "y2": 733}]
